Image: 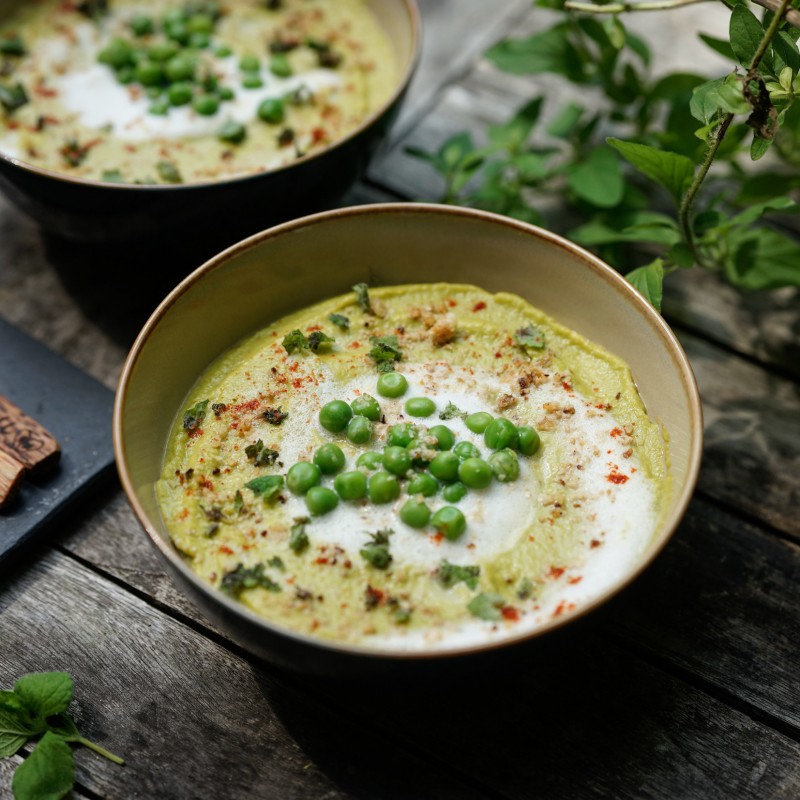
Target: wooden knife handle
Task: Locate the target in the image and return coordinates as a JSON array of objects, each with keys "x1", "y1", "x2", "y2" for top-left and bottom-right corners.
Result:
[
  {"x1": 0, "y1": 395, "x2": 61, "y2": 477},
  {"x1": 0, "y1": 448, "x2": 25, "y2": 509}
]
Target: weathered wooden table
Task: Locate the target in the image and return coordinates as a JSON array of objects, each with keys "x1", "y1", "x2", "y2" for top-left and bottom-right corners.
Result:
[{"x1": 2, "y1": 2, "x2": 799, "y2": 798}]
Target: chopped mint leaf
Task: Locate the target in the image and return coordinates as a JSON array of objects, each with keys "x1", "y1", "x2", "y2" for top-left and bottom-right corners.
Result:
[
  {"x1": 282, "y1": 329, "x2": 309, "y2": 354},
  {"x1": 182, "y1": 399, "x2": 209, "y2": 432},
  {"x1": 101, "y1": 169, "x2": 125, "y2": 183},
  {"x1": 232, "y1": 490, "x2": 244, "y2": 515},
  {"x1": 360, "y1": 529, "x2": 393, "y2": 570},
  {"x1": 156, "y1": 160, "x2": 182, "y2": 184},
  {"x1": 517, "y1": 577, "x2": 535, "y2": 600},
  {"x1": 514, "y1": 324, "x2": 546, "y2": 352},
  {"x1": 328, "y1": 313, "x2": 350, "y2": 330},
  {"x1": 289, "y1": 517, "x2": 310, "y2": 553},
  {"x1": 308, "y1": 330, "x2": 334, "y2": 352},
  {"x1": 220, "y1": 563, "x2": 282, "y2": 597},
  {"x1": 244, "y1": 474, "x2": 283, "y2": 502},
  {"x1": 352, "y1": 282, "x2": 373, "y2": 314},
  {"x1": 467, "y1": 592, "x2": 506, "y2": 621},
  {"x1": 439, "y1": 401, "x2": 466, "y2": 421},
  {"x1": 245, "y1": 439, "x2": 279, "y2": 467},
  {"x1": 438, "y1": 560, "x2": 480, "y2": 590},
  {"x1": 368, "y1": 335, "x2": 402, "y2": 372},
  {"x1": 262, "y1": 407, "x2": 287, "y2": 425},
  {"x1": 268, "y1": 556, "x2": 285, "y2": 571}
]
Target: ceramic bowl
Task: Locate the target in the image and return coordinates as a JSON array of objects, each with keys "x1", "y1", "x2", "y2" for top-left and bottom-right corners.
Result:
[
  {"x1": 114, "y1": 203, "x2": 703, "y2": 674},
  {"x1": 0, "y1": 0, "x2": 420, "y2": 243}
]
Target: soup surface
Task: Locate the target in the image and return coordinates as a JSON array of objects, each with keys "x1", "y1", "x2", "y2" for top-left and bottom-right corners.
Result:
[
  {"x1": 156, "y1": 283, "x2": 669, "y2": 651},
  {"x1": 0, "y1": 0, "x2": 397, "y2": 183}
]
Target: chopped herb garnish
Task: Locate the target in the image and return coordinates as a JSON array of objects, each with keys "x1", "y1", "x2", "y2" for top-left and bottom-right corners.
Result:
[
  {"x1": 157, "y1": 160, "x2": 183, "y2": 184},
  {"x1": 200, "y1": 504, "x2": 224, "y2": 522},
  {"x1": 268, "y1": 556, "x2": 285, "y2": 571},
  {"x1": 100, "y1": 169, "x2": 125, "y2": 183},
  {"x1": 368, "y1": 335, "x2": 402, "y2": 373},
  {"x1": 76, "y1": 0, "x2": 109, "y2": 19},
  {"x1": 289, "y1": 517, "x2": 310, "y2": 553},
  {"x1": 328, "y1": 313, "x2": 350, "y2": 331},
  {"x1": 392, "y1": 604, "x2": 412, "y2": 624},
  {"x1": 277, "y1": 127, "x2": 295, "y2": 146},
  {"x1": 438, "y1": 560, "x2": 481, "y2": 590},
  {"x1": 263, "y1": 407, "x2": 288, "y2": 425},
  {"x1": 0, "y1": 82, "x2": 28, "y2": 113},
  {"x1": 439, "y1": 401, "x2": 466, "y2": 421},
  {"x1": 467, "y1": 592, "x2": 506, "y2": 621},
  {"x1": 60, "y1": 138, "x2": 92, "y2": 167},
  {"x1": 220, "y1": 563, "x2": 282, "y2": 598},
  {"x1": 282, "y1": 329, "x2": 309, "y2": 354},
  {"x1": 212, "y1": 403, "x2": 227, "y2": 417},
  {"x1": 514, "y1": 324, "x2": 546, "y2": 352},
  {"x1": 232, "y1": 490, "x2": 244, "y2": 515},
  {"x1": 517, "y1": 577, "x2": 535, "y2": 600},
  {"x1": 182, "y1": 399, "x2": 209, "y2": 432},
  {"x1": 244, "y1": 474, "x2": 283, "y2": 502},
  {"x1": 307, "y1": 330, "x2": 334, "y2": 352},
  {"x1": 0, "y1": 35, "x2": 26, "y2": 56},
  {"x1": 205, "y1": 523, "x2": 219, "y2": 538},
  {"x1": 360, "y1": 529, "x2": 393, "y2": 570},
  {"x1": 352, "y1": 282, "x2": 373, "y2": 314},
  {"x1": 245, "y1": 439, "x2": 279, "y2": 467}
]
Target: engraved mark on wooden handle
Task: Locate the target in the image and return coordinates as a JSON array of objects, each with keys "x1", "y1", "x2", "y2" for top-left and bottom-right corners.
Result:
[
  {"x1": 0, "y1": 448, "x2": 25, "y2": 509},
  {"x1": 0, "y1": 395, "x2": 61, "y2": 477}
]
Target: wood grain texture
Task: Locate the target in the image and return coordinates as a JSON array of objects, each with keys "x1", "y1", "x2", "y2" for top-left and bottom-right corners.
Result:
[
  {"x1": 0, "y1": 550, "x2": 494, "y2": 800},
  {"x1": 0, "y1": 394, "x2": 60, "y2": 476},
  {"x1": 0, "y1": 449, "x2": 25, "y2": 509}
]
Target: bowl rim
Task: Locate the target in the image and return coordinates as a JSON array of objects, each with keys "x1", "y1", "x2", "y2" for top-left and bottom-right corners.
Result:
[
  {"x1": 0, "y1": 0, "x2": 421, "y2": 192},
  {"x1": 114, "y1": 202, "x2": 703, "y2": 661}
]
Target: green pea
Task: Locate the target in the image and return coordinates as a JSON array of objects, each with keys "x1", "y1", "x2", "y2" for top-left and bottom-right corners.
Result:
[
  {"x1": 484, "y1": 418, "x2": 519, "y2": 451},
  {"x1": 405, "y1": 397, "x2": 436, "y2": 418},
  {"x1": 376, "y1": 372, "x2": 408, "y2": 398},
  {"x1": 148, "y1": 41, "x2": 178, "y2": 62},
  {"x1": 382, "y1": 446, "x2": 412, "y2": 476},
  {"x1": 217, "y1": 86, "x2": 235, "y2": 101},
  {"x1": 488, "y1": 448, "x2": 520, "y2": 482},
  {"x1": 319, "y1": 400, "x2": 353, "y2": 433},
  {"x1": 215, "y1": 44, "x2": 233, "y2": 58},
  {"x1": 314, "y1": 443, "x2": 345, "y2": 475},
  {"x1": 239, "y1": 54, "x2": 260, "y2": 72},
  {"x1": 187, "y1": 13, "x2": 214, "y2": 34},
  {"x1": 242, "y1": 72, "x2": 264, "y2": 89},
  {"x1": 257, "y1": 97, "x2": 284, "y2": 123},
  {"x1": 453, "y1": 441, "x2": 481, "y2": 461},
  {"x1": 269, "y1": 52, "x2": 293, "y2": 77},
  {"x1": 334, "y1": 470, "x2": 367, "y2": 501},
  {"x1": 368, "y1": 472, "x2": 400, "y2": 504},
  {"x1": 429, "y1": 451, "x2": 460, "y2": 483},
  {"x1": 427, "y1": 425, "x2": 455, "y2": 451},
  {"x1": 98, "y1": 38, "x2": 133, "y2": 69},
  {"x1": 346, "y1": 415, "x2": 372, "y2": 445},
  {"x1": 305, "y1": 486, "x2": 339, "y2": 516},
  {"x1": 400, "y1": 499, "x2": 431, "y2": 529},
  {"x1": 189, "y1": 31, "x2": 211, "y2": 48},
  {"x1": 192, "y1": 93, "x2": 220, "y2": 115},
  {"x1": 386, "y1": 423, "x2": 417, "y2": 448},
  {"x1": 431, "y1": 506, "x2": 467, "y2": 540},
  {"x1": 351, "y1": 394, "x2": 381, "y2": 421},
  {"x1": 356, "y1": 451, "x2": 383, "y2": 472},
  {"x1": 130, "y1": 14, "x2": 154, "y2": 37},
  {"x1": 218, "y1": 120, "x2": 246, "y2": 143},
  {"x1": 162, "y1": 8, "x2": 188, "y2": 25},
  {"x1": 135, "y1": 60, "x2": 164, "y2": 86},
  {"x1": 465, "y1": 412, "x2": 493, "y2": 434},
  {"x1": 149, "y1": 99, "x2": 169, "y2": 115},
  {"x1": 406, "y1": 472, "x2": 438, "y2": 497},
  {"x1": 165, "y1": 21, "x2": 190, "y2": 45},
  {"x1": 458, "y1": 457, "x2": 493, "y2": 489},
  {"x1": 517, "y1": 426, "x2": 541, "y2": 456},
  {"x1": 442, "y1": 481, "x2": 468, "y2": 503},
  {"x1": 286, "y1": 461, "x2": 321, "y2": 495},
  {"x1": 168, "y1": 81, "x2": 193, "y2": 106},
  {"x1": 165, "y1": 54, "x2": 195, "y2": 82}
]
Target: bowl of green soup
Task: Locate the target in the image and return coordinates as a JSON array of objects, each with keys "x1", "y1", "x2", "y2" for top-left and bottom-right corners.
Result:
[
  {"x1": 0, "y1": 0, "x2": 419, "y2": 241},
  {"x1": 114, "y1": 203, "x2": 703, "y2": 674}
]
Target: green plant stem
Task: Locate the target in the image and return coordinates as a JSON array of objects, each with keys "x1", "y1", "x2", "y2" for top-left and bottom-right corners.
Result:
[
  {"x1": 564, "y1": 0, "x2": 710, "y2": 12},
  {"x1": 749, "y1": 0, "x2": 792, "y2": 71},
  {"x1": 751, "y1": 0, "x2": 800, "y2": 31},
  {"x1": 77, "y1": 736, "x2": 125, "y2": 765}
]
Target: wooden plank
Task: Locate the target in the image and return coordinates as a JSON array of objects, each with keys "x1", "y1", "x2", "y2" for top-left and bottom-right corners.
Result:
[{"x1": 0, "y1": 550, "x2": 495, "y2": 800}]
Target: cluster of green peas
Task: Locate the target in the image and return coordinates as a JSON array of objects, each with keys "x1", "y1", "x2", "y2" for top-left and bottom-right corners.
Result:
[
  {"x1": 96, "y1": 3, "x2": 291, "y2": 135},
  {"x1": 284, "y1": 370, "x2": 540, "y2": 541}
]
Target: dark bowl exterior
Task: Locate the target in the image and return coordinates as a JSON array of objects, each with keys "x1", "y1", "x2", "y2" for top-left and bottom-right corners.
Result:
[{"x1": 0, "y1": 0, "x2": 419, "y2": 243}]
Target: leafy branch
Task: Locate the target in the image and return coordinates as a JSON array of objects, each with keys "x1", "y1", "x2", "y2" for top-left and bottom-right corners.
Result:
[{"x1": 407, "y1": 0, "x2": 800, "y2": 310}]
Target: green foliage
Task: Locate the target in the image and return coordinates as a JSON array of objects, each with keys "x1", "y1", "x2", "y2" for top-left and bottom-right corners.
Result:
[
  {"x1": 407, "y1": 1, "x2": 800, "y2": 308},
  {"x1": 0, "y1": 671, "x2": 123, "y2": 800}
]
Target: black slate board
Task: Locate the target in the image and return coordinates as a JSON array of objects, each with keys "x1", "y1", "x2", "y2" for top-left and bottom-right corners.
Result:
[{"x1": 0, "y1": 318, "x2": 115, "y2": 565}]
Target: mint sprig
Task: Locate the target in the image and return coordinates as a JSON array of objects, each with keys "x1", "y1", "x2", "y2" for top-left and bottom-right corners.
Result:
[{"x1": 1, "y1": 671, "x2": 123, "y2": 800}]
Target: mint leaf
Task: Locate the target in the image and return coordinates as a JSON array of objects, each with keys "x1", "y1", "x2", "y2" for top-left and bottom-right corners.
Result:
[
  {"x1": 607, "y1": 138, "x2": 695, "y2": 204},
  {"x1": 328, "y1": 313, "x2": 350, "y2": 331},
  {"x1": 772, "y1": 31, "x2": 800, "y2": 75},
  {"x1": 626, "y1": 259, "x2": 665, "y2": 312},
  {"x1": 14, "y1": 673, "x2": 73, "y2": 720},
  {"x1": 182, "y1": 399, "x2": 209, "y2": 432},
  {"x1": 750, "y1": 134, "x2": 771, "y2": 161},
  {"x1": 156, "y1": 160, "x2": 182, "y2": 184},
  {"x1": 725, "y1": 228, "x2": 800, "y2": 290},
  {"x1": 690, "y1": 77, "x2": 728, "y2": 128},
  {"x1": 289, "y1": 517, "x2": 310, "y2": 553},
  {"x1": 244, "y1": 440, "x2": 279, "y2": 467},
  {"x1": 438, "y1": 560, "x2": 480, "y2": 590},
  {"x1": 567, "y1": 146, "x2": 624, "y2": 208},
  {"x1": 698, "y1": 34, "x2": 735, "y2": 61},
  {"x1": 368, "y1": 335, "x2": 402, "y2": 372},
  {"x1": 467, "y1": 592, "x2": 506, "y2": 621},
  {"x1": 438, "y1": 401, "x2": 466, "y2": 421},
  {"x1": 282, "y1": 329, "x2": 309, "y2": 354},
  {"x1": 12, "y1": 732, "x2": 74, "y2": 800},
  {"x1": 244, "y1": 475, "x2": 284, "y2": 502},
  {"x1": 352, "y1": 282, "x2": 373, "y2": 314},
  {"x1": 360, "y1": 530, "x2": 393, "y2": 570},
  {"x1": 729, "y1": 4, "x2": 765, "y2": 70},
  {"x1": 727, "y1": 195, "x2": 800, "y2": 227},
  {"x1": 488, "y1": 97, "x2": 543, "y2": 152},
  {"x1": 547, "y1": 102, "x2": 584, "y2": 139},
  {"x1": 0, "y1": 704, "x2": 34, "y2": 757},
  {"x1": 220, "y1": 563, "x2": 282, "y2": 598},
  {"x1": 486, "y1": 25, "x2": 582, "y2": 80},
  {"x1": 45, "y1": 714, "x2": 80, "y2": 742},
  {"x1": 514, "y1": 324, "x2": 545, "y2": 351},
  {"x1": 307, "y1": 331, "x2": 334, "y2": 353}
]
